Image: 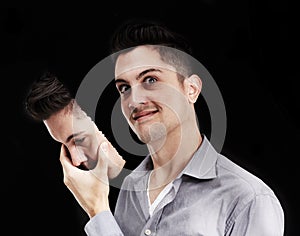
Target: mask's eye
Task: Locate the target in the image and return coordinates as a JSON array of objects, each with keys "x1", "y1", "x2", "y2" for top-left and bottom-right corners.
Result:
[
  {"x1": 118, "y1": 84, "x2": 131, "y2": 94},
  {"x1": 74, "y1": 137, "x2": 86, "y2": 146}
]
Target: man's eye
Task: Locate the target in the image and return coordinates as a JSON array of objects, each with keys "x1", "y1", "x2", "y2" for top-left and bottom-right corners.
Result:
[
  {"x1": 74, "y1": 137, "x2": 86, "y2": 145},
  {"x1": 118, "y1": 84, "x2": 130, "y2": 94},
  {"x1": 143, "y1": 76, "x2": 157, "y2": 84}
]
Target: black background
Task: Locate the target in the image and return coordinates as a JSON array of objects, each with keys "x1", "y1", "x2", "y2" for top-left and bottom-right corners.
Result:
[{"x1": 1, "y1": 3, "x2": 297, "y2": 236}]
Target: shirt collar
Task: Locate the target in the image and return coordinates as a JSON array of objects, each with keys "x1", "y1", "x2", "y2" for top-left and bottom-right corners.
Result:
[
  {"x1": 179, "y1": 135, "x2": 218, "y2": 180},
  {"x1": 133, "y1": 135, "x2": 218, "y2": 180}
]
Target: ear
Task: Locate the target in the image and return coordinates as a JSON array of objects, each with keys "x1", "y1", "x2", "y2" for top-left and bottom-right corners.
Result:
[{"x1": 184, "y1": 74, "x2": 202, "y2": 103}]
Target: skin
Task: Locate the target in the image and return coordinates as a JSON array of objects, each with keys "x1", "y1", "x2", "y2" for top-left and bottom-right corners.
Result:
[
  {"x1": 44, "y1": 102, "x2": 125, "y2": 179},
  {"x1": 59, "y1": 45, "x2": 203, "y2": 217},
  {"x1": 115, "y1": 46, "x2": 203, "y2": 202}
]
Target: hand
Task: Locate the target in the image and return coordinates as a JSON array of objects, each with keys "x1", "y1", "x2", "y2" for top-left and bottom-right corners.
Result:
[
  {"x1": 60, "y1": 140, "x2": 112, "y2": 218},
  {"x1": 95, "y1": 130, "x2": 126, "y2": 179}
]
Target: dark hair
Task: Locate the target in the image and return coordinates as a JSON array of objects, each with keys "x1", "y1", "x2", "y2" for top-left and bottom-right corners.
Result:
[
  {"x1": 25, "y1": 72, "x2": 73, "y2": 121},
  {"x1": 109, "y1": 18, "x2": 193, "y2": 78},
  {"x1": 110, "y1": 18, "x2": 192, "y2": 55}
]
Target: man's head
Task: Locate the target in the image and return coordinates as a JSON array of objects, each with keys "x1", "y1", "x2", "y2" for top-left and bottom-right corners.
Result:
[
  {"x1": 110, "y1": 19, "x2": 193, "y2": 79},
  {"x1": 110, "y1": 20, "x2": 202, "y2": 145},
  {"x1": 25, "y1": 73, "x2": 100, "y2": 170}
]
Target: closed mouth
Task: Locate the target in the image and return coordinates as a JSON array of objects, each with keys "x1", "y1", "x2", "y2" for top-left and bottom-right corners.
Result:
[{"x1": 132, "y1": 109, "x2": 159, "y2": 121}]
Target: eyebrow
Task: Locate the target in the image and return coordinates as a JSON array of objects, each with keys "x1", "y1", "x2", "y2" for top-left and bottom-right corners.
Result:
[
  {"x1": 115, "y1": 68, "x2": 162, "y2": 84},
  {"x1": 66, "y1": 131, "x2": 84, "y2": 143}
]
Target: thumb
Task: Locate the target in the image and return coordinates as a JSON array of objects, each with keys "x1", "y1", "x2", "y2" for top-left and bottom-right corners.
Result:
[
  {"x1": 59, "y1": 144, "x2": 72, "y2": 169},
  {"x1": 90, "y1": 141, "x2": 109, "y2": 184},
  {"x1": 59, "y1": 144, "x2": 83, "y2": 176}
]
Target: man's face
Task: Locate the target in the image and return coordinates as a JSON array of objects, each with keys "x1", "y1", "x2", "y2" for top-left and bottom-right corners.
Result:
[
  {"x1": 114, "y1": 46, "x2": 192, "y2": 144},
  {"x1": 44, "y1": 107, "x2": 99, "y2": 169}
]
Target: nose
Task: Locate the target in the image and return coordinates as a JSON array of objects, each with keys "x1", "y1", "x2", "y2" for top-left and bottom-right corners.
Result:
[
  {"x1": 68, "y1": 146, "x2": 88, "y2": 167},
  {"x1": 128, "y1": 84, "x2": 147, "y2": 110}
]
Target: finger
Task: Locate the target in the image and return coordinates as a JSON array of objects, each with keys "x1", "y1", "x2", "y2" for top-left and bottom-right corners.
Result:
[
  {"x1": 59, "y1": 144, "x2": 72, "y2": 165},
  {"x1": 89, "y1": 141, "x2": 109, "y2": 183},
  {"x1": 94, "y1": 130, "x2": 125, "y2": 178},
  {"x1": 95, "y1": 130, "x2": 107, "y2": 144},
  {"x1": 101, "y1": 140, "x2": 126, "y2": 179},
  {"x1": 95, "y1": 130, "x2": 124, "y2": 165},
  {"x1": 108, "y1": 143, "x2": 125, "y2": 166},
  {"x1": 97, "y1": 141, "x2": 109, "y2": 171},
  {"x1": 59, "y1": 144, "x2": 80, "y2": 173}
]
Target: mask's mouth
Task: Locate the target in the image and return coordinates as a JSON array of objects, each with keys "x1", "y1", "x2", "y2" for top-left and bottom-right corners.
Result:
[
  {"x1": 77, "y1": 163, "x2": 89, "y2": 170},
  {"x1": 77, "y1": 154, "x2": 97, "y2": 170}
]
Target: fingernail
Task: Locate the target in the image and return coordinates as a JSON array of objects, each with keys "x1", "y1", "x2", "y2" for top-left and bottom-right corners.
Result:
[{"x1": 101, "y1": 142, "x2": 108, "y2": 153}]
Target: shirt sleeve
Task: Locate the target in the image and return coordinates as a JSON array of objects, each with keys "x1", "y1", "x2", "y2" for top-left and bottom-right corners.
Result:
[
  {"x1": 84, "y1": 210, "x2": 124, "y2": 236},
  {"x1": 228, "y1": 194, "x2": 285, "y2": 236}
]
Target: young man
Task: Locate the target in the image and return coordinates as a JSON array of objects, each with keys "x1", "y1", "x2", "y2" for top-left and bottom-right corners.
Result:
[{"x1": 27, "y1": 20, "x2": 285, "y2": 235}]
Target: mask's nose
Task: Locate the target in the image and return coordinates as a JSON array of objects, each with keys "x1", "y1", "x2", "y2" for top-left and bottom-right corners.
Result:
[{"x1": 68, "y1": 146, "x2": 88, "y2": 167}]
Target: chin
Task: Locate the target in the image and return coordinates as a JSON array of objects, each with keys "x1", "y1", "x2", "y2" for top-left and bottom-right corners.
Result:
[
  {"x1": 138, "y1": 127, "x2": 167, "y2": 144},
  {"x1": 138, "y1": 134, "x2": 164, "y2": 145}
]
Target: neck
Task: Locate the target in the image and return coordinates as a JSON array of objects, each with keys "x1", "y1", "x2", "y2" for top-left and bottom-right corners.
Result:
[{"x1": 147, "y1": 120, "x2": 202, "y2": 187}]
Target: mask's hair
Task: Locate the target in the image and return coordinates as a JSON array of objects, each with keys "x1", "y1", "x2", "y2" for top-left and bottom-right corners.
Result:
[{"x1": 25, "y1": 72, "x2": 73, "y2": 121}]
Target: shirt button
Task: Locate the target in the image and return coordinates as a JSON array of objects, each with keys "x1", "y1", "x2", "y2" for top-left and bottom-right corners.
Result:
[{"x1": 144, "y1": 229, "x2": 151, "y2": 235}]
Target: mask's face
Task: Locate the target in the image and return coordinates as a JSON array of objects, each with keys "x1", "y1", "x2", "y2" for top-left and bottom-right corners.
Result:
[{"x1": 44, "y1": 106, "x2": 99, "y2": 170}]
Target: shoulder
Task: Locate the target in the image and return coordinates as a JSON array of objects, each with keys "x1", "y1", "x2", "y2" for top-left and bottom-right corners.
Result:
[
  {"x1": 215, "y1": 154, "x2": 278, "y2": 202},
  {"x1": 215, "y1": 155, "x2": 284, "y2": 232}
]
